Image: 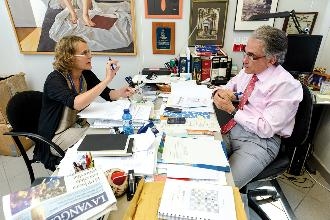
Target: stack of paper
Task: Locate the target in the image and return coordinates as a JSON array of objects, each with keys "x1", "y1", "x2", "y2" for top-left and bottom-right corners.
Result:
[
  {"x1": 78, "y1": 100, "x2": 152, "y2": 128},
  {"x1": 159, "y1": 136, "x2": 229, "y2": 172}
]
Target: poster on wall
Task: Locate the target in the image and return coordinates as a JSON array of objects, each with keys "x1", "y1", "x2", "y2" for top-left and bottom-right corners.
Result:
[
  {"x1": 234, "y1": 0, "x2": 279, "y2": 31},
  {"x1": 152, "y1": 22, "x2": 175, "y2": 54},
  {"x1": 5, "y1": 0, "x2": 136, "y2": 55}
]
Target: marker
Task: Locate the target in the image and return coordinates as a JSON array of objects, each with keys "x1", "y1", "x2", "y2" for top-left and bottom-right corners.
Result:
[
  {"x1": 108, "y1": 57, "x2": 117, "y2": 70},
  {"x1": 125, "y1": 76, "x2": 135, "y2": 88}
]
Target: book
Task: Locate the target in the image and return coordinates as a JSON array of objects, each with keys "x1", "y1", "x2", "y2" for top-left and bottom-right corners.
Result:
[
  {"x1": 77, "y1": 134, "x2": 134, "y2": 156},
  {"x1": 91, "y1": 15, "x2": 117, "y2": 30},
  {"x1": 158, "y1": 179, "x2": 237, "y2": 220}
]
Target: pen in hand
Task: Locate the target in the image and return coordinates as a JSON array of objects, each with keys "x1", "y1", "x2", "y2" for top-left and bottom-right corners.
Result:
[{"x1": 108, "y1": 57, "x2": 117, "y2": 70}]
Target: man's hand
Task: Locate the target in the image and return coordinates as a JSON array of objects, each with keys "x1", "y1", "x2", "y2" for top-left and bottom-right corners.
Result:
[{"x1": 213, "y1": 90, "x2": 236, "y2": 114}]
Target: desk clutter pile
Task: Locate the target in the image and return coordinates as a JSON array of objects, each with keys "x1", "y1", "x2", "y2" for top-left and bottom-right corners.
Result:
[
  {"x1": 2, "y1": 79, "x2": 247, "y2": 220},
  {"x1": 0, "y1": 73, "x2": 34, "y2": 156}
]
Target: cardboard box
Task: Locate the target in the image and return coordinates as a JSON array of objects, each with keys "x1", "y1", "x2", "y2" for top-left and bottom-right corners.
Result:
[
  {"x1": 0, "y1": 124, "x2": 34, "y2": 157},
  {"x1": 0, "y1": 72, "x2": 28, "y2": 123}
]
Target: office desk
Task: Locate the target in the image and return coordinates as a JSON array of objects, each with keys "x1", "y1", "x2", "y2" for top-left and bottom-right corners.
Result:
[{"x1": 56, "y1": 87, "x2": 245, "y2": 220}]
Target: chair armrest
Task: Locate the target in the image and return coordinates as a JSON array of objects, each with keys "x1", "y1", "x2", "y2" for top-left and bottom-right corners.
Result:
[{"x1": 3, "y1": 131, "x2": 65, "y2": 157}]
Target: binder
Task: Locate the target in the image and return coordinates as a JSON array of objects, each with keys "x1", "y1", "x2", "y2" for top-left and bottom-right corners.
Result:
[
  {"x1": 191, "y1": 54, "x2": 201, "y2": 82},
  {"x1": 77, "y1": 134, "x2": 134, "y2": 156}
]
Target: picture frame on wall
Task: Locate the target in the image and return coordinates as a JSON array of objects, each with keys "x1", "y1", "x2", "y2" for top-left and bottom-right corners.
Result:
[
  {"x1": 189, "y1": 0, "x2": 229, "y2": 46},
  {"x1": 234, "y1": 0, "x2": 279, "y2": 31},
  {"x1": 145, "y1": 0, "x2": 183, "y2": 19},
  {"x1": 282, "y1": 12, "x2": 318, "y2": 35},
  {"x1": 4, "y1": 0, "x2": 136, "y2": 55},
  {"x1": 152, "y1": 22, "x2": 175, "y2": 54}
]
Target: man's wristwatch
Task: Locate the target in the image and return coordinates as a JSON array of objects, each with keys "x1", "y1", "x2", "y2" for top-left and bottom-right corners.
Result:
[{"x1": 230, "y1": 108, "x2": 238, "y2": 117}]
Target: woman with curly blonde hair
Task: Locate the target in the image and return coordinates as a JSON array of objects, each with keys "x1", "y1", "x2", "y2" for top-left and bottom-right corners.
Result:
[{"x1": 36, "y1": 35, "x2": 135, "y2": 170}]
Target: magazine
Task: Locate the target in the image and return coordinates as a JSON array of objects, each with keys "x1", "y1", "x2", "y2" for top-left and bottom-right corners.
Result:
[{"x1": 2, "y1": 168, "x2": 117, "y2": 220}]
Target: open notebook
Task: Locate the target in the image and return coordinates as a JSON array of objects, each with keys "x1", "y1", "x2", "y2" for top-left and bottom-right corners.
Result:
[{"x1": 77, "y1": 134, "x2": 133, "y2": 156}]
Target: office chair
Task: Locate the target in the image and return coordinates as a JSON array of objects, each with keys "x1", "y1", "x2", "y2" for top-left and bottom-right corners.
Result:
[
  {"x1": 4, "y1": 91, "x2": 65, "y2": 184},
  {"x1": 243, "y1": 83, "x2": 313, "y2": 220}
]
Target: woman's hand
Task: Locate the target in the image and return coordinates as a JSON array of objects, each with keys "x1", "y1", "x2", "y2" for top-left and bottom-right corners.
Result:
[
  {"x1": 105, "y1": 59, "x2": 120, "y2": 83},
  {"x1": 110, "y1": 86, "x2": 136, "y2": 100},
  {"x1": 213, "y1": 90, "x2": 235, "y2": 114}
]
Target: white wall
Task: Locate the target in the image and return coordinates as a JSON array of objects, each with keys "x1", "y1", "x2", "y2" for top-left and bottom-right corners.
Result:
[
  {"x1": 1, "y1": 0, "x2": 330, "y2": 175},
  {"x1": 1, "y1": 0, "x2": 330, "y2": 90}
]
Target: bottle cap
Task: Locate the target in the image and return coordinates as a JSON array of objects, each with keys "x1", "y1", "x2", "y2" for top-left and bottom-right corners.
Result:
[{"x1": 124, "y1": 109, "x2": 129, "y2": 113}]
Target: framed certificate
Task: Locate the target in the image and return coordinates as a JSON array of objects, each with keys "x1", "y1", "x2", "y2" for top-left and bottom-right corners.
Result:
[{"x1": 152, "y1": 22, "x2": 175, "y2": 54}]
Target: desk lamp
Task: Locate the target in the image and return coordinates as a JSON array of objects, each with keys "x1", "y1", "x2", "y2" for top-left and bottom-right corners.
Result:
[{"x1": 249, "y1": 10, "x2": 309, "y2": 34}]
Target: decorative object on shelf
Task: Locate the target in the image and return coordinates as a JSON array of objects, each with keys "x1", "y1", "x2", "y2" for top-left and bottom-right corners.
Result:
[
  {"x1": 4, "y1": 0, "x2": 136, "y2": 55},
  {"x1": 189, "y1": 0, "x2": 229, "y2": 46},
  {"x1": 152, "y1": 22, "x2": 175, "y2": 54},
  {"x1": 234, "y1": 0, "x2": 279, "y2": 31},
  {"x1": 145, "y1": 0, "x2": 183, "y2": 19},
  {"x1": 282, "y1": 12, "x2": 318, "y2": 35}
]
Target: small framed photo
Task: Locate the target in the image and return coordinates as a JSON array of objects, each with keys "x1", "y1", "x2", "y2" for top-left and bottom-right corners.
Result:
[
  {"x1": 234, "y1": 0, "x2": 279, "y2": 31},
  {"x1": 282, "y1": 12, "x2": 318, "y2": 35},
  {"x1": 145, "y1": 0, "x2": 183, "y2": 19},
  {"x1": 152, "y1": 22, "x2": 175, "y2": 54},
  {"x1": 189, "y1": 0, "x2": 229, "y2": 46}
]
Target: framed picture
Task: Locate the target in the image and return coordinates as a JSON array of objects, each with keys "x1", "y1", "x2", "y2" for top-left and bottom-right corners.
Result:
[
  {"x1": 282, "y1": 12, "x2": 318, "y2": 35},
  {"x1": 152, "y1": 22, "x2": 175, "y2": 54},
  {"x1": 145, "y1": 0, "x2": 183, "y2": 19},
  {"x1": 189, "y1": 0, "x2": 229, "y2": 46},
  {"x1": 5, "y1": 0, "x2": 136, "y2": 55},
  {"x1": 234, "y1": 0, "x2": 279, "y2": 31}
]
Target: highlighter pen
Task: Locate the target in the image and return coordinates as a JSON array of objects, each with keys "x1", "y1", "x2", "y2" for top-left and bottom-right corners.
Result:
[{"x1": 108, "y1": 57, "x2": 117, "y2": 70}]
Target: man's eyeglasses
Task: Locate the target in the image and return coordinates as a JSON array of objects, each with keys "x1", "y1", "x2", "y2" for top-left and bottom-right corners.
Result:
[
  {"x1": 243, "y1": 50, "x2": 266, "y2": 61},
  {"x1": 74, "y1": 49, "x2": 91, "y2": 57}
]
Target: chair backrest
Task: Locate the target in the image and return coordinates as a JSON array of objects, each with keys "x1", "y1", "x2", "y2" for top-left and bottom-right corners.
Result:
[
  {"x1": 6, "y1": 91, "x2": 43, "y2": 133},
  {"x1": 250, "y1": 83, "x2": 313, "y2": 181},
  {"x1": 282, "y1": 84, "x2": 313, "y2": 151}
]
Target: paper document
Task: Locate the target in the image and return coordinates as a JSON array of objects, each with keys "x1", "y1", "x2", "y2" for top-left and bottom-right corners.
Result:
[{"x1": 160, "y1": 136, "x2": 229, "y2": 171}]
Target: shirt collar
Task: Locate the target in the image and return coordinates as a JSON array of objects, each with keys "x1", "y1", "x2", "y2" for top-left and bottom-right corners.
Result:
[{"x1": 255, "y1": 65, "x2": 277, "y2": 82}]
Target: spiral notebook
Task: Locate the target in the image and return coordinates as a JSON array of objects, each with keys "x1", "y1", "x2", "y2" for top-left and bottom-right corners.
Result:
[{"x1": 158, "y1": 179, "x2": 236, "y2": 220}]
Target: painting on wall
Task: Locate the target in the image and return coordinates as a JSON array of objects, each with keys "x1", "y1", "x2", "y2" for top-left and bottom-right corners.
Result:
[
  {"x1": 145, "y1": 0, "x2": 183, "y2": 19},
  {"x1": 5, "y1": 0, "x2": 136, "y2": 55},
  {"x1": 188, "y1": 0, "x2": 229, "y2": 46},
  {"x1": 234, "y1": 0, "x2": 279, "y2": 31},
  {"x1": 282, "y1": 12, "x2": 318, "y2": 35}
]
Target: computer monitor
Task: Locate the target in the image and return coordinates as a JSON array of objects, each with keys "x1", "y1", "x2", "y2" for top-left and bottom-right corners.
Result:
[{"x1": 282, "y1": 34, "x2": 323, "y2": 75}]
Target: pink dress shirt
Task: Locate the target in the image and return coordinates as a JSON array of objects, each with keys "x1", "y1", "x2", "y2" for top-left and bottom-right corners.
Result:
[{"x1": 223, "y1": 65, "x2": 303, "y2": 138}]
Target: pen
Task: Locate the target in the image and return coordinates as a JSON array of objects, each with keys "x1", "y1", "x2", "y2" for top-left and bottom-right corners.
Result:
[
  {"x1": 234, "y1": 92, "x2": 243, "y2": 96},
  {"x1": 234, "y1": 92, "x2": 242, "y2": 100},
  {"x1": 108, "y1": 57, "x2": 117, "y2": 70}
]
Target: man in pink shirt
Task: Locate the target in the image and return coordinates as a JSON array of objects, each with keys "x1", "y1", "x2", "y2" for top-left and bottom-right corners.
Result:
[{"x1": 213, "y1": 26, "x2": 303, "y2": 189}]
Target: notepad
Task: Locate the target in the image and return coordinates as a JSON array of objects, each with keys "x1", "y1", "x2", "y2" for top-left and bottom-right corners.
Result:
[
  {"x1": 158, "y1": 179, "x2": 236, "y2": 220},
  {"x1": 77, "y1": 134, "x2": 133, "y2": 156}
]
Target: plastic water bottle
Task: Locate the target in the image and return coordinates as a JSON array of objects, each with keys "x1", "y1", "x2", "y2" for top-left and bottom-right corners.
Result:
[{"x1": 122, "y1": 109, "x2": 134, "y2": 135}]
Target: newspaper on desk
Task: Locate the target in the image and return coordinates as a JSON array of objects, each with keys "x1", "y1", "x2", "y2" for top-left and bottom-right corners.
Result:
[{"x1": 2, "y1": 168, "x2": 117, "y2": 220}]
